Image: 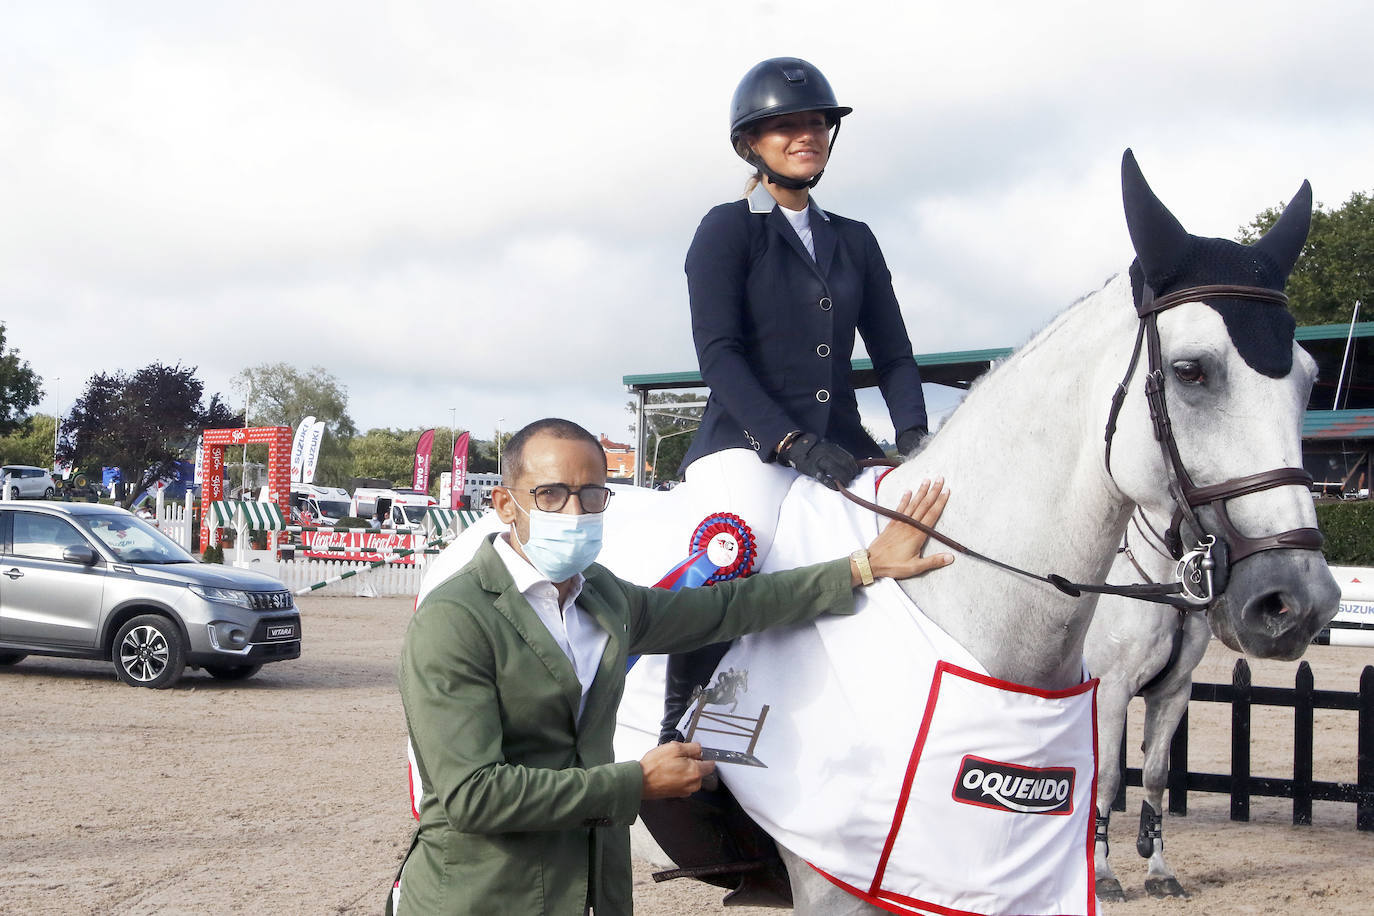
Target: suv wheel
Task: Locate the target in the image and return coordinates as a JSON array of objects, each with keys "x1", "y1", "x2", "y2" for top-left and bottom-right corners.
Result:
[
  {"x1": 0, "y1": 652, "x2": 26, "y2": 665},
  {"x1": 43, "y1": 486, "x2": 54, "y2": 499},
  {"x1": 205, "y1": 663, "x2": 263, "y2": 681},
  {"x1": 113, "y1": 615, "x2": 186, "y2": 688}
]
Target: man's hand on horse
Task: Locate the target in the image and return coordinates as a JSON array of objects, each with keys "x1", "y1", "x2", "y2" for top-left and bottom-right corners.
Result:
[
  {"x1": 640, "y1": 741, "x2": 717, "y2": 799},
  {"x1": 858, "y1": 478, "x2": 953, "y2": 584}
]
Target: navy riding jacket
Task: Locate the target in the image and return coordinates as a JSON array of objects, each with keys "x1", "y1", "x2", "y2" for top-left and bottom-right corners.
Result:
[{"x1": 681, "y1": 185, "x2": 928, "y2": 470}]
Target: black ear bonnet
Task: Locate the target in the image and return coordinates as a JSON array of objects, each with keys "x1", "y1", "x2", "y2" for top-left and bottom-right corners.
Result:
[{"x1": 1121, "y1": 149, "x2": 1312, "y2": 378}]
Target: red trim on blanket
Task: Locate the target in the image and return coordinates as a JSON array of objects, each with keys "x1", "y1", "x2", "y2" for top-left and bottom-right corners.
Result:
[
  {"x1": 876, "y1": 466, "x2": 898, "y2": 493},
  {"x1": 937, "y1": 660, "x2": 1099, "y2": 700},
  {"x1": 862, "y1": 661, "x2": 1099, "y2": 916}
]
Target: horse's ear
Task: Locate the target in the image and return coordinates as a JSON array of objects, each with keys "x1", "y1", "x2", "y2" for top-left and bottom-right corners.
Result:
[
  {"x1": 1251, "y1": 180, "x2": 1313, "y2": 282},
  {"x1": 1121, "y1": 149, "x2": 1190, "y2": 284}
]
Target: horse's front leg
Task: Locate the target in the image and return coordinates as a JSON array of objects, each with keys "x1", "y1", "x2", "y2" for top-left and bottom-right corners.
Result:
[
  {"x1": 777, "y1": 845, "x2": 887, "y2": 916},
  {"x1": 1091, "y1": 671, "x2": 1134, "y2": 903},
  {"x1": 1136, "y1": 612, "x2": 1209, "y2": 899}
]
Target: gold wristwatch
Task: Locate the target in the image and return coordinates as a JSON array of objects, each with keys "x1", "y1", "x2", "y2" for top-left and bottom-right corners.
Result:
[{"x1": 850, "y1": 548, "x2": 874, "y2": 587}]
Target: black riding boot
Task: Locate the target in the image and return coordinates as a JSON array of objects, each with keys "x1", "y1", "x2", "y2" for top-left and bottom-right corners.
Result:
[{"x1": 659, "y1": 640, "x2": 732, "y2": 744}]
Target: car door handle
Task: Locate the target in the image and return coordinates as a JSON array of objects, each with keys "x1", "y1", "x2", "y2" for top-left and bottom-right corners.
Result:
[{"x1": 3, "y1": 568, "x2": 22, "y2": 579}]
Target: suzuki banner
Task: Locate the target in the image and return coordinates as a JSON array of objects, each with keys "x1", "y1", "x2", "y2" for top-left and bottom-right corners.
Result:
[
  {"x1": 301, "y1": 419, "x2": 327, "y2": 483},
  {"x1": 451, "y1": 431, "x2": 470, "y2": 509},
  {"x1": 413, "y1": 428, "x2": 436, "y2": 493},
  {"x1": 290, "y1": 416, "x2": 316, "y2": 483}
]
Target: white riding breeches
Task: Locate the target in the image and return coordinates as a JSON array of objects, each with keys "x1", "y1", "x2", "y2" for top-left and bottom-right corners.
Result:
[{"x1": 684, "y1": 448, "x2": 797, "y2": 573}]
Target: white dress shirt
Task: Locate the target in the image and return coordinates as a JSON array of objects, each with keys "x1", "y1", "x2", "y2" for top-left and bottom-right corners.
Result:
[{"x1": 493, "y1": 533, "x2": 609, "y2": 720}]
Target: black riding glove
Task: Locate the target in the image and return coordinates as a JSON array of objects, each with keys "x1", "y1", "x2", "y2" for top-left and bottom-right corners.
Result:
[
  {"x1": 777, "y1": 433, "x2": 860, "y2": 490},
  {"x1": 896, "y1": 425, "x2": 928, "y2": 456}
]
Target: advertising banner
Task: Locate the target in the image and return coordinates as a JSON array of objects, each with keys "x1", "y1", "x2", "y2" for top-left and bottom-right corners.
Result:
[
  {"x1": 290, "y1": 416, "x2": 316, "y2": 483},
  {"x1": 193, "y1": 436, "x2": 204, "y2": 485},
  {"x1": 451, "y1": 431, "x2": 470, "y2": 509},
  {"x1": 301, "y1": 419, "x2": 327, "y2": 483},
  {"x1": 301, "y1": 530, "x2": 424, "y2": 565},
  {"x1": 413, "y1": 428, "x2": 436, "y2": 493}
]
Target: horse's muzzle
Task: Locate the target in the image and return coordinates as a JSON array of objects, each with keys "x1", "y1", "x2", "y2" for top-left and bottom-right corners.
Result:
[{"x1": 1207, "y1": 550, "x2": 1340, "y2": 660}]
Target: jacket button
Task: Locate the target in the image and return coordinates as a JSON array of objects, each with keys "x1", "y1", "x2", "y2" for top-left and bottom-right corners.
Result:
[
  {"x1": 816, "y1": 344, "x2": 831, "y2": 358},
  {"x1": 816, "y1": 389, "x2": 830, "y2": 403},
  {"x1": 819, "y1": 297, "x2": 832, "y2": 311}
]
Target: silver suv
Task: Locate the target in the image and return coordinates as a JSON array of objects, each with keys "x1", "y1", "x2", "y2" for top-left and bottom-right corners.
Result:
[
  {"x1": 0, "y1": 502, "x2": 301, "y2": 688},
  {"x1": 2, "y1": 465, "x2": 56, "y2": 500}
]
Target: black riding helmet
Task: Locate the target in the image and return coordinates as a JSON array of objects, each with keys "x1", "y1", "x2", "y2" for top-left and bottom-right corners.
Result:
[{"x1": 730, "y1": 57, "x2": 852, "y2": 191}]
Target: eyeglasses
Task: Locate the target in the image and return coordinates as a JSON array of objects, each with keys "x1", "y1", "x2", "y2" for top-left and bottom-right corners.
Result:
[{"x1": 525, "y1": 483, "x2": 614, "y2": 514}]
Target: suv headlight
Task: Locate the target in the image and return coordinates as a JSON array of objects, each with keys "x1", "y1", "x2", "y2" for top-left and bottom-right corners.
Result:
[{"x1": 189, "y1": 584, "x2": 255, "y2": 608}]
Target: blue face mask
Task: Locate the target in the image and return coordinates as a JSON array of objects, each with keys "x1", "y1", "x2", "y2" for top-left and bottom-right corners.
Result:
[{"x1": 511, "y1": 499, "x2": 605, "y2": 583}]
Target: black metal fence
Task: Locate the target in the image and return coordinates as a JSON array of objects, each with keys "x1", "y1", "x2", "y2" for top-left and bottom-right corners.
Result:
[{"x1": 1112, "y1": 659, "x2": 1374, "y2": 830}]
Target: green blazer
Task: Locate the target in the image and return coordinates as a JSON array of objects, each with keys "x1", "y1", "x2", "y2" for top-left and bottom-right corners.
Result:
[{"x1": 396, "y1": 535, "x2": 854, "y2": 915}]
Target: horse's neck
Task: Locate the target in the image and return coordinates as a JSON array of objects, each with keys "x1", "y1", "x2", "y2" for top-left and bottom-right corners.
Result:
[{"x1": 889, "y1": 276, "x2": 1137, "y2": 688}]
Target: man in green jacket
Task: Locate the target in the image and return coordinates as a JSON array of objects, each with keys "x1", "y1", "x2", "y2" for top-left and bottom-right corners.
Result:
[{"x1": 395, "y1": 417, "x2": 950, "y2": 915}]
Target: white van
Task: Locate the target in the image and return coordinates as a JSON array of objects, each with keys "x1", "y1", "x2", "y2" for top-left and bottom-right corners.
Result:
[
  {"x1": 290, "y1": 484, "x2": 352, "y2": 526},
  {"x1": 350, "y1": 488, "x2": 438, "y2": 531}
]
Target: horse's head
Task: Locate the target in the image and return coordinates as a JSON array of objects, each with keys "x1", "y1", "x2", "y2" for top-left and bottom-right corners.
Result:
[{"x1": 1107, "y1": 150, "x2": 1339, "y2": 660}]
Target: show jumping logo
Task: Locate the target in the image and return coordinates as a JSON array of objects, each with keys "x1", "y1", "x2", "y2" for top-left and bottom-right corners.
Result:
[
  {"x1": 952, "y1": 755, "x2": 1075, "y2": 815},
  {"x1": 689, "y1": 512, "x2": 757, "y2": 582}
]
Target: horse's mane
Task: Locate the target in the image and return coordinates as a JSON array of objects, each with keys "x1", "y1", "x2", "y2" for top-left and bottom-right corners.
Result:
[{"x1": 917, "y1": 272, "x2": 1123, "y2": 451}]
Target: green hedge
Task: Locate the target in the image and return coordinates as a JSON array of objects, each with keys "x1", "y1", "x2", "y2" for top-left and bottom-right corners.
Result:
[{"x1": 1315, "y1": 500, "x2": 1374, "y2": 565}]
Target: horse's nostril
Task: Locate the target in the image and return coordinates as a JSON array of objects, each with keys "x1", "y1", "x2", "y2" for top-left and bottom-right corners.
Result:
[{"x1": 1250, "y1": 591, "x2": 1295, "y2": 634}]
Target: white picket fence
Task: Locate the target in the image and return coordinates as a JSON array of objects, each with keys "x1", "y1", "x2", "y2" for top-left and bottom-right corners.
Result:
[{"x1": 151, "y1": 496, "x2": 480, "y2": 597}]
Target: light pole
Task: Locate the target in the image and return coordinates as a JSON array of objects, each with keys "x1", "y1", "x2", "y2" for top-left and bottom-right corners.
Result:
[
  {"x1": 51, "y1": 376, "x2": 60, "y2": 471},
  {"x1": 496, "y1": 417, "x2": 505, "y2": 476}
]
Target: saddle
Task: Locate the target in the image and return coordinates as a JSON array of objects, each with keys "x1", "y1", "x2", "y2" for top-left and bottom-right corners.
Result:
[{"x1": 639, "y1": 783, "x2": 793, "y2": 908}]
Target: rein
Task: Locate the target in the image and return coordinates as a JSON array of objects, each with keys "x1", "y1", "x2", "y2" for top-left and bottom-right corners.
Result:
[
  {"x1": 837, "y1": 281, "x2": 1323, "y2": 607},
  {"x1": 836, "y1": 461, "x2": 1206, "y2": 607}
]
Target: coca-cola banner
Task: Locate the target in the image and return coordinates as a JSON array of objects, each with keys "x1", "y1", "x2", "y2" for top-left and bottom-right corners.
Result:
[
  {"x1": 301, "y1": 531, "x2": 424, "y2": 565},
  {"x1": 451, "y1": 431, "x2": 470, "y2": 509},
  {"x1": 413, "y1": 429, "x2": 436, "y2": 493}
]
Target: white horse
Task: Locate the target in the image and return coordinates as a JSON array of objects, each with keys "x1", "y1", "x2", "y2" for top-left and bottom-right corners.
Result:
[
  {"x1": 745, "y1": 151, "x2": 1338, "y2": 915},
  {"x1": 1084, "y1": 512, "x2": 1213, "y2": 901}
]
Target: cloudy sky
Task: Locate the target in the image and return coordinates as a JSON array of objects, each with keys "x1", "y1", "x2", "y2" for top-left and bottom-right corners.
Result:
[{"x1": 2, "y1": 0, "x2": 1370, "y2": 454}]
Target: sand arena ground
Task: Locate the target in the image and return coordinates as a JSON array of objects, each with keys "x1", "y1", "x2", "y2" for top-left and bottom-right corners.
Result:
[{"x1": 2, "y1": 595, "x2": 1371, "y2": 914}]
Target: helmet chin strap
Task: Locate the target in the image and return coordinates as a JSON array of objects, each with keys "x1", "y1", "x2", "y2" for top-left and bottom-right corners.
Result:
[{"x1": 749, "y1": 120, "x2": 843, "y2": 192}]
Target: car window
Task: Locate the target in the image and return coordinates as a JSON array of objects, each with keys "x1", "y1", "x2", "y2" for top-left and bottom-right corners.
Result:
[
  {"x1": 76, "y1": 514, "x2": 194, "y2": 564},
  {"x1": 12, "y1": 512, "x2": 88, "y2": 561}
]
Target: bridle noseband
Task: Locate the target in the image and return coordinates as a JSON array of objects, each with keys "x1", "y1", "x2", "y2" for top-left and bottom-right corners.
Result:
[{"x1": 836, "y1": 283, "x2": 1322, "y2": 608}]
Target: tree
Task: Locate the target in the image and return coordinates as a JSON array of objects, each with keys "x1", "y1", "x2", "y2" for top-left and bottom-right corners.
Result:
[
  {"x1": 58, "y1": 364, "x2": 240, "y2": 507},
  {"x1": 1239, "y1": 189, "x2": 1373, "y2": 326},
  {"x1": 0, "y1": 413, "x2": 55, "y2": 467},
  {"x1": 233, "y1": 363, "x2": 357, "y2": 486},
  {"x1": 349, "y1": 427, "x2": 427, "y2": 488},
  {"x1": 0, "y1": 322, "x2": 43, "y2": 438},
  {"x1": 627, "y1": 391, "x2": 704, "y2": 484}
]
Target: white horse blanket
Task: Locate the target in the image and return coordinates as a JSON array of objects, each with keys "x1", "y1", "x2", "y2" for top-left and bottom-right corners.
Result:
[{"x1": 420, "y1": 472, "x2": 1100, "y2": 915}]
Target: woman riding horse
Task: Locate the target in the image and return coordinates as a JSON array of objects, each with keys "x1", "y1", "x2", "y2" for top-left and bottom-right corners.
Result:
[{"x1": 662, "y1": 57, "x2": 930, "y2": 740}]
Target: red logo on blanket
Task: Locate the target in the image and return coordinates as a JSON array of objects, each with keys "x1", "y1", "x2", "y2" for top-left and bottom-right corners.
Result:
[
  {"x1": 688, "y1": 513, "x2": 756, "y2": 582},
  {"x1": 952, "y1": 755, "x2": 1076, "y2": 815}
]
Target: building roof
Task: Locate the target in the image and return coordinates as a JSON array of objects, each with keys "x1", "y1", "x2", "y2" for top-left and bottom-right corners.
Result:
[{"x1": 623, "y1": 347, "x2": 1012, "y2": 393}]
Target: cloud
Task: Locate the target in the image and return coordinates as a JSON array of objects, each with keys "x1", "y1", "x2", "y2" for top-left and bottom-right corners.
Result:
[{"x1": 2, "y1": 0, "x2": 1370, "y2": 450}]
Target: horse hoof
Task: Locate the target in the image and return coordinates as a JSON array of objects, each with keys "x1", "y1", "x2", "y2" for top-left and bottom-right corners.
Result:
[
  {"x1": 1145, "y1": 876, "x2": 1189, "y2": 898},
  {"x1": 1095, "y1": 876, "x2": 1126, "y2": 902}
]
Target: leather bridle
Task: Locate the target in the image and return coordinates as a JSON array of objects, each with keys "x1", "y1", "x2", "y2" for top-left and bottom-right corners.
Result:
[{"x1": 836, "y1": 283, "x2": 1323, "y2": 607}]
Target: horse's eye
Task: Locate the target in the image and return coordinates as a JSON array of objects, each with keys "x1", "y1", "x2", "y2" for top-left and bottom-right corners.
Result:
[{"x1": 1173, "y1": 360, "x2": 1206, "y2": 385}]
